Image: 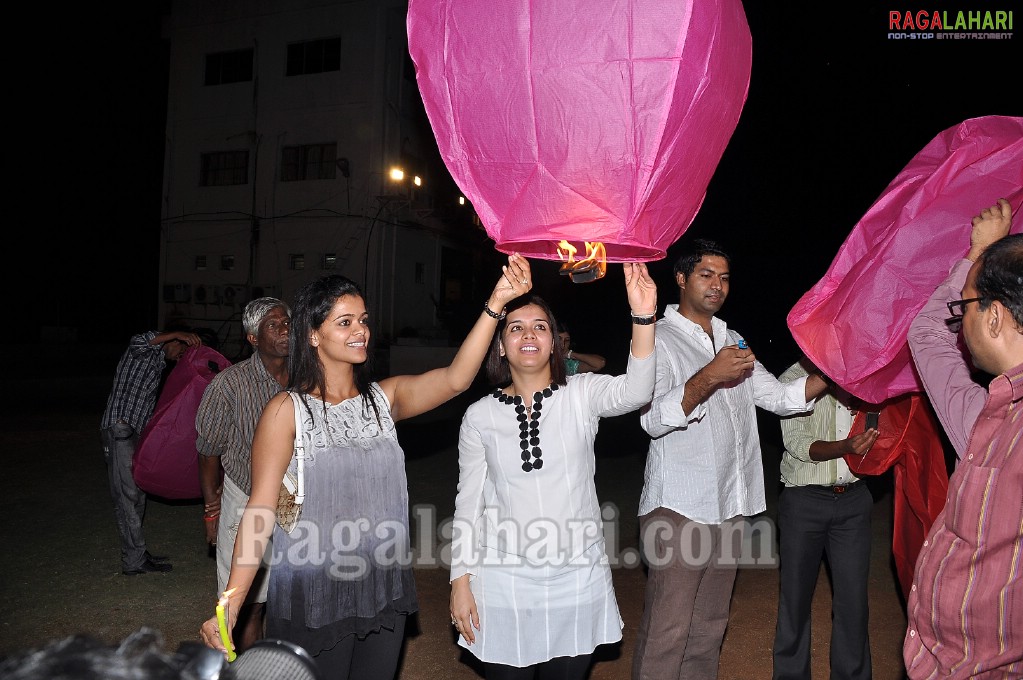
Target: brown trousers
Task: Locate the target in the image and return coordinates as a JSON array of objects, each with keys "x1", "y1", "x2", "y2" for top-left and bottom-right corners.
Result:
[{"x1": 631, "y1": 508, "x2": 745, "y2": 680}]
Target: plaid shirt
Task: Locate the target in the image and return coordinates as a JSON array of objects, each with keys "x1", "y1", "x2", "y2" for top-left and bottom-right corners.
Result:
[
  {"x1": 195, "y1": 354, "x2": 284, "y2": 495},
  {"x1": 100, "y1": 331, "x2": 168, "y2": 432}
]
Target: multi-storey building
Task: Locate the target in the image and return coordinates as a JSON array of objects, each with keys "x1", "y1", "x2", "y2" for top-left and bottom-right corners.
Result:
[{"x1": 159, "y1": 0, "x2": 490, "y2": 363}]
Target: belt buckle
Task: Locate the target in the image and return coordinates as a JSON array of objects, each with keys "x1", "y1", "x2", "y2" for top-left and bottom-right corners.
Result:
[{"x1": 832, "y1": 485, "x2": 847, "y2": 494}]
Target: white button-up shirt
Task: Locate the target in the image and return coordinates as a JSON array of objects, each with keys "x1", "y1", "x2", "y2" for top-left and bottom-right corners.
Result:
[{"x1": 639, "y1": 304, "x2": 816, "y2": 524}]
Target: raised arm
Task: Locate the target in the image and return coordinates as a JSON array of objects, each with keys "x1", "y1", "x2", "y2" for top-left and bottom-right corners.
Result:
[
  {"x1": 382, "y1": 253, "x2": 532, "y2": 422},
  {"x1": 625, "y1": 262, "x2": 657, "y2": 360},
  {"x1": 967, "y1": 198, "x2": 1012, "y2": 262},
  {"x1": 908, "y1": 198, "x2": 1013, "y2": 457}
]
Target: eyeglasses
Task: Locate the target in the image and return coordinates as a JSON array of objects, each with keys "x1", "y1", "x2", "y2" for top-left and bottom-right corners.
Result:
[{"x1": 946, "y1": 297, "x2": 984, "y2": 319}]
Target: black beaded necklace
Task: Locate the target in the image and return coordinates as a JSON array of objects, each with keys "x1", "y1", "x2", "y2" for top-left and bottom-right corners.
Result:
[{"x1": 492, "y1": 383, "x2": 560, "y2": 472}]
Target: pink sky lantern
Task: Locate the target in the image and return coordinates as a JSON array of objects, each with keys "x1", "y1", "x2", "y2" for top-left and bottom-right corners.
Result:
[
  {"x1": 407, "y1": 0, "x2": 752, "y2": 263},
  {"x1": 788, "y1": 115, "x2": 1023, "y2": 404}
]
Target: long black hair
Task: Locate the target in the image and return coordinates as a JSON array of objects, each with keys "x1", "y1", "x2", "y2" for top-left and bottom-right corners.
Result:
[
  {"x1": 287, "y1": 275, "x2": 382, "y2": 426},
  {"x1": 485, "y1": 294, "x2": 568, "y2": 387}
]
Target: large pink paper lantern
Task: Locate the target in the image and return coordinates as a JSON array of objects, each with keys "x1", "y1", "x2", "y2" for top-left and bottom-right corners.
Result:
[
  {"x1": 407, "y1": 0, "x2": 752, "y2": 262},
  {"x1": 788, "y1": 115, "x2": 1023, "y2": 404}
]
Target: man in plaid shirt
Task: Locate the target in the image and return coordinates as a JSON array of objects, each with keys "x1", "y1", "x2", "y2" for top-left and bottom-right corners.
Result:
[{"x1": 100, "y1": 328, "x2": 201, "y2": 575}]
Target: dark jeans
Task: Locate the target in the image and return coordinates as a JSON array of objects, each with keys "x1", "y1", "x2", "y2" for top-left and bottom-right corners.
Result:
[
  {"x1": 100, "y1": 423, "x2": 148, "y2": 571},
  {"x1": 773, "y1": 483, "x2": 872, "y2": 680}
]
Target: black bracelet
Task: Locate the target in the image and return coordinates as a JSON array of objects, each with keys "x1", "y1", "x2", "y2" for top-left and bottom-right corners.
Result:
[
  {"x1": 631, "y1": 313, "x2": 656, "y2": 325},
  {"x1": 484, "y1": 301, "x2": 507, "y2": 320}
]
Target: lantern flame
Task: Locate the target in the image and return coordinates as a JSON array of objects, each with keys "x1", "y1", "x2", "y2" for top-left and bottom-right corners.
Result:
[{"x1": 557, "y1": 240, "x2": 607, "y2": 283}]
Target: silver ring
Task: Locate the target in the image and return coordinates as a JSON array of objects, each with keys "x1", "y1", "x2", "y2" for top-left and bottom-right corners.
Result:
[{"x1": 520, "y1": 278, "x2": 527, "y2": 284}]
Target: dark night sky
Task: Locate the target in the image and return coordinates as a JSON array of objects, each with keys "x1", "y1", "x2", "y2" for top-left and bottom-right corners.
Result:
[{"x1": 20, "y1": 1, "x2": 1021, "y2": 377}]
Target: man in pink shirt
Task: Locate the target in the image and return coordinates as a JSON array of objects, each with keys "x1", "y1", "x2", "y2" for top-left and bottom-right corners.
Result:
[{"x1": 904, "y1": 198, "x2": 1022, "y2": 678}]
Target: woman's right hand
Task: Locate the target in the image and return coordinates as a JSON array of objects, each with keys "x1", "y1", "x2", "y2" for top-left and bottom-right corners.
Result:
[
  {"x1": 199, "y1": 609, "x2": 235, "y2": 658},
  {"x1": 450, "y1": 575, "x2": 480, "y2": 644}
]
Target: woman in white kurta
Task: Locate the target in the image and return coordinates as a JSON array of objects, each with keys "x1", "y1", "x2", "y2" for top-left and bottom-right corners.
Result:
[{"x1": 450, "y1": 264, "x2": 657, "y2": 679}]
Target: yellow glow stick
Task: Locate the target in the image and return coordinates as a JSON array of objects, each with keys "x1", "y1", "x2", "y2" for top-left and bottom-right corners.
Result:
[{"x1": 215, "y1": 588, "x2": 238, "y2": 662}]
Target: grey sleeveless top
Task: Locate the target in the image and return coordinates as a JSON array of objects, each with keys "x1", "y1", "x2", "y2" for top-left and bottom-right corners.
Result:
[{"x1": 266, "y1": 384, "x2": 417, "y2": 652}]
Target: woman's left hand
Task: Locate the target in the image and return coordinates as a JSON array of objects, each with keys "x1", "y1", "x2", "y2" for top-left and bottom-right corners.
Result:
[{"x1": 624, "y1": 262, "x2": 656, "y2": 316}]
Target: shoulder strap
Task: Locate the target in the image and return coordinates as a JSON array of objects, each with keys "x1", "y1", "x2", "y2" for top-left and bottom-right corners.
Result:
[{"x1": 290, "y1": 392, "x2": 306, "y2": 506}]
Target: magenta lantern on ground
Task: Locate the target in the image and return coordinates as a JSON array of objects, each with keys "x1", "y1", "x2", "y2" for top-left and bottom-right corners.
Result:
[{"x1": 407, "y1": 0, "x2": 752, "y2": 263}]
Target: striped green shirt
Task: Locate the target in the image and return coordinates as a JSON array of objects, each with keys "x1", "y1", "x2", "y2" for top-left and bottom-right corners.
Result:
[{"x1": 778, "y1": 361, "x2": 860, "y2": 487}]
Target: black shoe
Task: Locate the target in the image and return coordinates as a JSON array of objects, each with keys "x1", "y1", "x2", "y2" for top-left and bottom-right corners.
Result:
[
  {"x1": 123, "y1": 559, "x2": 173, "y2": 576},
  {"x1": 145, "y1": 551, "x2": 170, "y2": 563}
]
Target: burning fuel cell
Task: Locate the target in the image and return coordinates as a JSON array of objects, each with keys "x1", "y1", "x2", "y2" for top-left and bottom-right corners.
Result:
[{"x1": 557, "y1": 241, "x2": 607, "y2": 283}]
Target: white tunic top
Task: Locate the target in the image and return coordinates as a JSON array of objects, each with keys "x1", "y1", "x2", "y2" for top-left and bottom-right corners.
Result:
[{"x1": 452, "y1": 351, "x2": 655, "y2": 666}]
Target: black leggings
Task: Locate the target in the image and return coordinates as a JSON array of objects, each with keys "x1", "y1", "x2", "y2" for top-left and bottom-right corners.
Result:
[
  {"x1": 313, "y1": 614, "x2": 406, "y2": 680},
  {"x1": 484, "y1": 653, "x2": 592, "y2": 680}
]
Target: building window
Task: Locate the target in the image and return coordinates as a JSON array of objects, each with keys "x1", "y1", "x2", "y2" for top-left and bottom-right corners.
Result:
[
  {"x1": 322, "y1": 253, "x2": 338, "y2": 270},
  {"x1": 281, "y1": 143, "x2": 337, "y2": 181},
  {"x1": 205, "y1": 48, "x2": 254, "y2": 85},
  {"x1": 286, "y1": 37, "x2": 342, "y2": 76},
  {"x1": 201, "y1": 151, "x2": 249, "y2": 186},
  {"x1": 290, "y1": 254, "x2": 305, "y2": 270},
  {"x1": 220, "y1": 255, "x2": 235, "y2": 271},
  {"x1": 195, "y1": 255, "x2": 207, "y2": 271}
]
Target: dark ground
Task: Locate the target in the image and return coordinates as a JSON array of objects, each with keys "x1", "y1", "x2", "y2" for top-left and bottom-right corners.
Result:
[{"x1": 1, "y1": 370, "x2": 909, "y2": 679}]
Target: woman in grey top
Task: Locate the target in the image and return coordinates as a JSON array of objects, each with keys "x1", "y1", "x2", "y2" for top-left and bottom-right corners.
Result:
[{"x1": 201, "y1": 253, "x2": 531, "y2": 679}]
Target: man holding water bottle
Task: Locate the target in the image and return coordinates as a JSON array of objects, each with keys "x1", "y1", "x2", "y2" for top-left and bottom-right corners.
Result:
[{"x1": 632, "y1": 238, "x2": 830, "y2": 680}]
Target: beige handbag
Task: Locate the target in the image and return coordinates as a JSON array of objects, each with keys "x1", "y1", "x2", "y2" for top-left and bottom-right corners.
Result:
[{"x1": 275, "y1": 393, "x2": 306, "y2": 534}]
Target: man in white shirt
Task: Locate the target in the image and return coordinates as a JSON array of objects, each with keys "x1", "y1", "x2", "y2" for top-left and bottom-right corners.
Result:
[{"x1": 632, "y1": 239, "x2": 828, "y2": 680}]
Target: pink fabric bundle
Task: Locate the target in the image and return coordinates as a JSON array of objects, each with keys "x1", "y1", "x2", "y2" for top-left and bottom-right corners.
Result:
[
  {"x1": 788, "y1": 115, "x2": 1023, "y2": 403},
  {"x1": 407, "y1": 0, "x2": 752, "y2": 262},
  {"x1": 133, "y1": 345, "x2": 232, "y2": 499}
]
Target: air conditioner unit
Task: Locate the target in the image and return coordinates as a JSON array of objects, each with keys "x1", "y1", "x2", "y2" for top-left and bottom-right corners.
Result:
[
  {"x1": 162, "y1": 284, "x2": 191, "y2": 303},
  {"x1": 193, "y1": 285, "x2": 221, "y2": 305},
  {"x1": 223, "y1": 286, "x2": 246, "y2": 306}
]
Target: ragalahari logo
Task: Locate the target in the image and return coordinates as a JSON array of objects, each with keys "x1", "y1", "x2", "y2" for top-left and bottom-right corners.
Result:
[{"x1": 888, "y1": 9, "x2": 1013, "y2": 39}]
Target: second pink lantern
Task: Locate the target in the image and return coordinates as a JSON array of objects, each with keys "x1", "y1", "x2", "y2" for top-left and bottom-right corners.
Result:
[{"x1": 407, "y1": 0, "x2": 752, "y2": 263}]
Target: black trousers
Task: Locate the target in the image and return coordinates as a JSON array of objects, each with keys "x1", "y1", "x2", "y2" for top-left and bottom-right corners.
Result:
[
  {"x1": 314, "y1": 614, "x2": 407, "y2": 680},
  {"x1": 772, "y1": 483, "x2": 873, "y2": 680},
  {"x1": 484, "y1": 653, "x2": 593, "y2": 680}
]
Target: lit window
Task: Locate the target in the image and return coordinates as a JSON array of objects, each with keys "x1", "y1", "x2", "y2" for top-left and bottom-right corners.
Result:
[{"x1": 290, "y1": 254, "x2": 305, "y2": 270}]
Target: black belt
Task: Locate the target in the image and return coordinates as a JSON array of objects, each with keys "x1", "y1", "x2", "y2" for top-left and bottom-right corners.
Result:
[{"x1": 818, "y1": 482, "x2": 858, "y2": 494}]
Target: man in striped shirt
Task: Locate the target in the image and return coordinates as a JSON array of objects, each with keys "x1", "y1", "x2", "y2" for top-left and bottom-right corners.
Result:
[
  {"x1": 904, "y1": 198, "x2": 1022, "y2": 678},
  {"x1": 197, "y1": 297, "x2": 290, "y2": 652}
]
